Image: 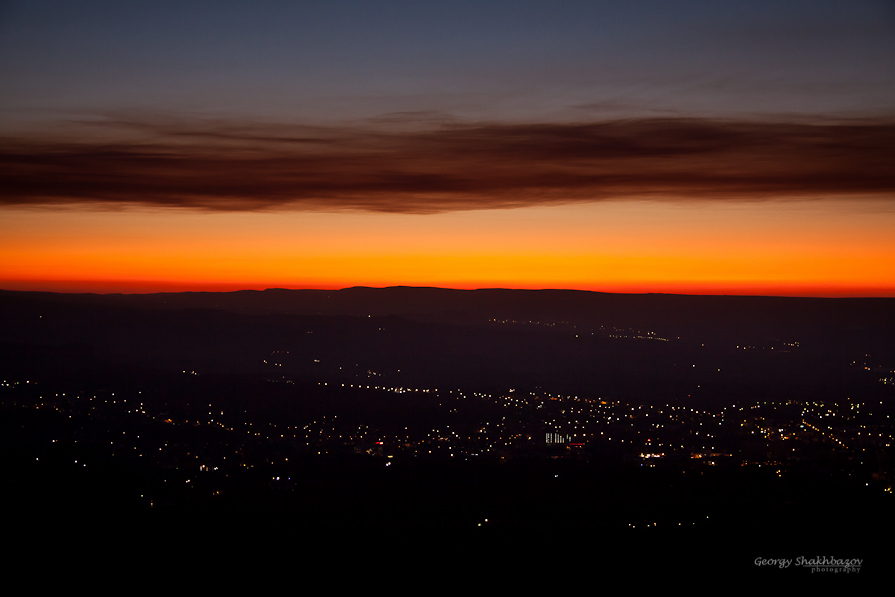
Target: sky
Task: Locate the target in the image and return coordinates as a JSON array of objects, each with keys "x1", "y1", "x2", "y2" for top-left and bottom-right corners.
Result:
[{"x1": 1, "y1": 0, "x2": 894, "y2": 296}]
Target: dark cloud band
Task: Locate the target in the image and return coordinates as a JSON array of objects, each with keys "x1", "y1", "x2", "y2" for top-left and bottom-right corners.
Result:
[{"x1": 1, "y1": 118, "x2": 893, "y2": 213}]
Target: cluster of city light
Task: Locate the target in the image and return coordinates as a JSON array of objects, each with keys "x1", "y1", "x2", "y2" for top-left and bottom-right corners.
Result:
[{"x1": 5, "y1": 368, "x2": 894, "y2": 487}]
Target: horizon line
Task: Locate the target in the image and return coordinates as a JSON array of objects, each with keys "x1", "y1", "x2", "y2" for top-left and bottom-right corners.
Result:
[{"x1": 3, "y1": 283, "x2": 895, "y2": 300}]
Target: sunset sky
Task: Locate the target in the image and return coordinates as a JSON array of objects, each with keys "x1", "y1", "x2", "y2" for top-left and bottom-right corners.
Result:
[{"x1": 1, "y1": 1, "x2": 894, "y2": 296}]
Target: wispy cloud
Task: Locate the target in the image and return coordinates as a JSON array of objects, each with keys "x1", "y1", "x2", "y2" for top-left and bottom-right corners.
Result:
[{"x1": 2, "y1": 117, "x2": 893, "y2": 213}]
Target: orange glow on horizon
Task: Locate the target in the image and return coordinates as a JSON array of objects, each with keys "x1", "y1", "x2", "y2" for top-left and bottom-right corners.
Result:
[{"x1": 2, "y1": 199, "x2": 894, "y2": 297}]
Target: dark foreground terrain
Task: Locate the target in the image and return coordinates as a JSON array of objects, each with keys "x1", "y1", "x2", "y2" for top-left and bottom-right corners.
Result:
[{"x1": 2, "y1": 287, "x2": 893, "y2": 578}]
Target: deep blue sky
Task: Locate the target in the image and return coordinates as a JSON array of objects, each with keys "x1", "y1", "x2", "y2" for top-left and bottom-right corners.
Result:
[{"x1": 1, "y1": 0, "x2": 893, "y2": 129}]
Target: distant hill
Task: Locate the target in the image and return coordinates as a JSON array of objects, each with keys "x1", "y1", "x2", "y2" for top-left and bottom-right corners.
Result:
[{"x1": 4, "y1": 285, "x2": 895, "y2": 334}]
